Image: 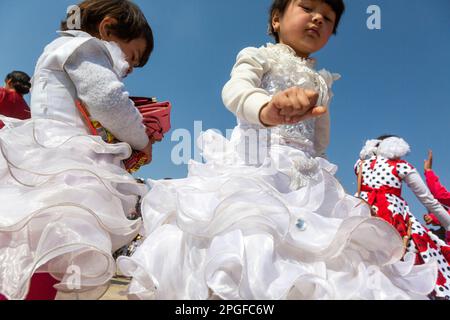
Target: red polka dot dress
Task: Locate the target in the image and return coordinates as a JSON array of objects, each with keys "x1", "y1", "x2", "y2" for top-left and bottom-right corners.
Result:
[{"x1": 356, "y1": 155, "x2": 450, "y2": 299}]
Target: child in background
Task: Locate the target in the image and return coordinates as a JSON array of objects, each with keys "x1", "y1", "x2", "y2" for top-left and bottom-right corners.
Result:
[
  {"x1": 0, "y1": 71, "x2": 31, "y2": 129},
  {"x1": 0, "y1": 0, "x2": 154, "y2": 300},
  {"x1": 356, "y1": 136, "x2": 450, "y2": 299}
]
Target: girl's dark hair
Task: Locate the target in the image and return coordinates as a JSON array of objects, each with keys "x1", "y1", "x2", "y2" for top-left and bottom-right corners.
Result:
[
  {"x1": 268, "y1": 0, "x2": 345, "y2": 43},
  {"x1": 61, "y1": 0, "x2": 154, "y2": 67},
  {"x1": 377, "y1": 134, "x2": 399, "y2": 141},
  {"x1": 376, "y1": 134, "x2": 399, "y2": 147},
  {"x1": 5, "y1": 71, "x2": 31, "y2": 95}
]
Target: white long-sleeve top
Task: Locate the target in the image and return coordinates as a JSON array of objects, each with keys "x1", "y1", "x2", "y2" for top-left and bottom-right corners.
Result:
[
  {"x1": 222, "y1": 44, "x2": 339, "y2": 158},
  {"x1": 65, "y1": 40, "x2": 149, "y2": 150},
  {"x1": 404, "y1": 171, "x2": 450, "y2": 230},
  {"x1": 222, "y1": 47, "x2": 272, "y2": 126},
  {"x1": 30, "y1": 30, "x2": 149, "y2": 150}
]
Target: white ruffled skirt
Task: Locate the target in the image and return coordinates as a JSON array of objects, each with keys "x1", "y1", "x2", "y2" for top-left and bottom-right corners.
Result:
[
  {"x1": 118, "y1": 128, "x2": 438, "y2": 300},
  {"x1": 0, "y1": 117, "x2": 146, "y2": 300}
]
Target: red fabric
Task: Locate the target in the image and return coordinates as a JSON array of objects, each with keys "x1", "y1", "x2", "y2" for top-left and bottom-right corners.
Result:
[
  {"x1": 0, "y1": 273, "x2": 58, "y2": 300},
  {"x1": 370, "y1": 158, "x2": 377, "y2": 170},
  {"x1": 387, "y1": 159, "x2": 400, "y2": 176},
  {"x1": 437, "y1": 271, "x2": 447, "y2": 286},
  {"x1": 413, "y1": 233, "x2": 438, "y2": 253},
  {"x1": 131, "y1": 97, "x2": 172, "y2": 142},
  {"x1": 361, "y1": 185, "x2": 402, "y2": 201},
  {"x1": 425, "y1": 170, "x2": 450, "y2": 207},
  {"x1": 0, "y1": 87, "x2": 31, "y2": 128},
  {"x1": 424, "y1": 170, "x2": 450, "y2": 229},
  {"x1": 361, "y1": 185, "x2": 405, "y2": 234},
  {"x1": 443, "y1": 241, "x2": 450, "y2": 259}
]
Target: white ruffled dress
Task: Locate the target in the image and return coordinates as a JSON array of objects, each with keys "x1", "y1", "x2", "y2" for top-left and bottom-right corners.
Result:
[
  {"x1": 118, "y1": 44, "x2": 438, "y2": 300},
  {"x1": 0, "y1": 31, "x2": 147, "y2": 300}
]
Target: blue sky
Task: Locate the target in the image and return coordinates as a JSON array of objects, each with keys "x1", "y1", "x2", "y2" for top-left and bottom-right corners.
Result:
[{"x1": 1, "y1": 0, "x2": 449, "y2": 225}]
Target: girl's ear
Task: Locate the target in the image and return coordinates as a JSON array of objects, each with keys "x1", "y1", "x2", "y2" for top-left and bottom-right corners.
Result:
[
  {"x1": 272, "y1": 10, "x2": 281, "y2": 33},
  {"x1": 5, "y1": 79, "x2": 13, "y2": 90},
  {"x1": 98, "y1": 17, "x2": 118, "y2": 41}
]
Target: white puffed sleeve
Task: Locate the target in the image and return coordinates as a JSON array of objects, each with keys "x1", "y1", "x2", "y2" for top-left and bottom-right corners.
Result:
[
  {"x1": 64, "y1": 39, "x2": 149, "y2": 150},
  {"x1": 404, "y1": 170, "x2": 450, "y2": 230},
  {"x1": 313, "y1": 70, "x2": 340, "y2": 158},
  {"x1": 313, "y1": 112, "x2": 330, "y2": 158},
  {"x1": 222, "y1": 47, "x2": 272, "y2": 126}
]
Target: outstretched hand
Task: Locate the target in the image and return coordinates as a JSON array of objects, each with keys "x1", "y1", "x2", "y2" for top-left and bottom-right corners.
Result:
[
  {"x1": 424, "y1": 213, "x2": 441, "y2": 226},
  {"x1": 424, "y1": 150, "x2": 433, "y2": 172},
  {"x1": 424, "y1": 214, "x2": 434, "y2": 225},
  {"x1": 259, "y1": 87, "x2": 327, "y2": 127}
]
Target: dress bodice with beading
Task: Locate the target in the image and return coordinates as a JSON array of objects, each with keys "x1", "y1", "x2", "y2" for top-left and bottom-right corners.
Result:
[{"x1": 237, "y1": 43, "x2": 340, "y2": 155}]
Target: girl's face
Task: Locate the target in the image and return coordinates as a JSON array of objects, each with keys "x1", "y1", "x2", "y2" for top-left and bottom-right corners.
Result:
[
  {"x1": 272, "y1": 0, "x2": 336, "y2": 58},
  {"x1": 98, "y1": 17, "x2": 147, "y2": 75},
  {"x1": 110, "y1": 36, "x2": 147, "y2": 75}
]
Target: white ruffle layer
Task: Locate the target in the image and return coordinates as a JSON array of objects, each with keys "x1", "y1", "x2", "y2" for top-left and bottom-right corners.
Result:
[
  {"x1": 0, "y1": 117, "x2": 146, "y2": 300},
  {"x1": 118, "y1": 129, "x2": 437, "y2": 300}
]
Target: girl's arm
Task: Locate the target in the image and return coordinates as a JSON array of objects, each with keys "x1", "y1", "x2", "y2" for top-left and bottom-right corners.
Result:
[
  {"x1": 404, "y1": 170, "x2": 450, "y2": 231},
  {"x1": 424, "y1": 170, "x2": 450, "y2": 207},
  {"x1": 65, "y1": 39, "x2": 149, "y2": 150},
  {"x1": 222, "y1": 47, "x2": 271, "y2": 126}
]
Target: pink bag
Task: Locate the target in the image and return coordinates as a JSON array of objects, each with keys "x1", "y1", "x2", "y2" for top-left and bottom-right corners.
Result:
[
  {"x1": 75, "y1": 97, "x2": 172, "y2": 173},
  {"x1": 131, "y1": 97, "x2": 172, "y2": 142}
]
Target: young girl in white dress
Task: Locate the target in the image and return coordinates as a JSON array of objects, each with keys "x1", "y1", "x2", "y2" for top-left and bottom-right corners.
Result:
[
  {"x1": 0, "y1": 0, "x2": 154, "y2": 300},
  {"x1": 118, "y1": 0, "x2": 438, "y2": 300}
]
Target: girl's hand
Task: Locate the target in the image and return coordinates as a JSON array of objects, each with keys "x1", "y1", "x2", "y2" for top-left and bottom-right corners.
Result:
[
  {"x1": 424, "y1": 214, "x2": 433, "y2": 225},
  {"x1": 140, "y1": 141, "x2": 153, "y2": 165},
  {"x1": 424, "y1": 150, "x2": 433, "y2": 172},
  {"x1": 424, "y1": 213, "x2": 441, "y2": 226},
  {"x1": 259, "y1": 87, "x2": 327, "y2": 127}
]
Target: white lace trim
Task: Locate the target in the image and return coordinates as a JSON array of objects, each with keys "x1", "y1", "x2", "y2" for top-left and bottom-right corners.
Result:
[
  {"x1": 377, "y1": 137, "x2": 411, "y2": 159},
  {"x1": 359, "y1": 137, "x2": 411, "y2": 160},
  {"x1": 266, "y1": 43, "x2": 317, "y2": 67},
  {"x1": 360, "y1": 139, "x2": 381, "y2": 160}
]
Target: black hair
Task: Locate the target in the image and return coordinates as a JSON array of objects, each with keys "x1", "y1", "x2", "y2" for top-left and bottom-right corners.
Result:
[
  {"x1": 5, "y1": 71, "x2": 31, "y2": 95},
  {"x1": 268, "y1": 0, "x2": 345, "y2": 43},
  {"x1": 376, "y1": 134, "x2": 399, "y2": 147},
  {"x1": 61, "y1": 0, "x2": 154, "y2": 67},
  {"x1": 377, "y1": 134, "x2": 399, "y2": 141}
]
